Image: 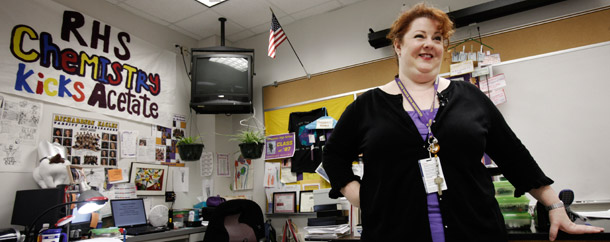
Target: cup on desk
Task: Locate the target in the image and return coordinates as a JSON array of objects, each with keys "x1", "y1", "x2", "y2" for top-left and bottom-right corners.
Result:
[{"x1": 41, "y1": 228, "x2": 67, "y2": 242}]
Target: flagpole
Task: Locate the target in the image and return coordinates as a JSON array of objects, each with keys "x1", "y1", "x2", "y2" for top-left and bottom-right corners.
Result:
[{"x1": 269, "y1": 8, "x2": 311, "y2": 79}]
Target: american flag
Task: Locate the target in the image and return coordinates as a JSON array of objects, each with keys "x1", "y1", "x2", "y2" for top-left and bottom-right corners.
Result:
[{"x1": 268, "y1": 13, "x2": 287, "y2": 58}]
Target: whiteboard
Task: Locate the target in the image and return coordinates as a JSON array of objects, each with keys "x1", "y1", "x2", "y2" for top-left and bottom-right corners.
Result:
[{"x1": 492, "y1": 41, "x2": 610, "y2": 202}]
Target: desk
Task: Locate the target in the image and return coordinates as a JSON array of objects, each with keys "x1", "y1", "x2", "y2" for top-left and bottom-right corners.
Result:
[
  {"x1": 125, "y1": 227, "x2": 206, "y2": 242},
  {"x1": 507, "y1": 218, "x2": 610, "y2": 242},
  {"x1": 75, "y1": 227, "x2": 206, "y2": 242},
  {"x1": 305, "y1": 220, "x2": 610, "y2": 241}
]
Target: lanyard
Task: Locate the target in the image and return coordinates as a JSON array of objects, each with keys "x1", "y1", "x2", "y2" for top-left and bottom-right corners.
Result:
[{"x1": 394, "y1": 76, "x2": 439, "y2": 130}]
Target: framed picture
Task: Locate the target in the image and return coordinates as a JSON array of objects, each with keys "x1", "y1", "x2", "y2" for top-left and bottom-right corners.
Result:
[
  {"x1": 273, "y1": 191, "x2": 296, "y2": 213},
  {"x1": 66, "y1": 165, "x2": 86, "y2": 184},
  {"x1": 129, "y1": 162, "x2": 168, "y2": 195},
  {"x1": 299, "y1": 190, "x2": 315, "y2": 213}
]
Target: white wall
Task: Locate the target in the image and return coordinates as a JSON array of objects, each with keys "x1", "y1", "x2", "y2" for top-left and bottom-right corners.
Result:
[{"x1": 0, "y1": 0, "x2": 199, "y2": 229}]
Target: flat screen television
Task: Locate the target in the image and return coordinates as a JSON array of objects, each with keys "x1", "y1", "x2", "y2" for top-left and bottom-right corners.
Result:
[{"x1": 190, "y1": 47, "x2": 254, "y2": 114}]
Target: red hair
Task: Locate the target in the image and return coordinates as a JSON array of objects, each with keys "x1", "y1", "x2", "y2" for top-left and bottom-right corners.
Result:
[{"x1": 387, "y1": 3, "x2": 455, "y2": 47}]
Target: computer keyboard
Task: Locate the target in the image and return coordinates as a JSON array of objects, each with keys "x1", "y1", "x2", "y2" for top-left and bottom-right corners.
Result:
[{"x1": 124, "y1": 226, "x2": 168, "y2": 235}]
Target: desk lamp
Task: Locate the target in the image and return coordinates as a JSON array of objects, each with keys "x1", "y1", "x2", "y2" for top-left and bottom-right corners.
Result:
[{"x1": 24, "y1": 189, "x2": 108, "y2": 242}]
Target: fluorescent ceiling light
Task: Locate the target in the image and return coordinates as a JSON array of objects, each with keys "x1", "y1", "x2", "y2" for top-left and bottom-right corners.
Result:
[
  {"x1": 210, "y1": 57, "x2": 248, "y2": 72},
  {"x1": 195, "y1": 0, "x2": 227, "y2": 8}
]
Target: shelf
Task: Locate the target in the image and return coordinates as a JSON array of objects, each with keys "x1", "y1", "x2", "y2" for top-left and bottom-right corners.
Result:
[{"x1": 265, "y1": 212, "x2": 315, "y2": 216}]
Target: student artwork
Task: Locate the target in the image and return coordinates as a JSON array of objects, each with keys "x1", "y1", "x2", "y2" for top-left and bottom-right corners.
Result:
[
  {"x1": 154, "y1": 125, "x2": 173, "y2": 163},
  {"x1": 52, "y1": 114, "x2": 118, "y2": 167},
  {"x1": 173, "y1": 167, "x2": 189, "y2": 192},
  {"x1": 153, "y1": 114, "x2": 185, "y2": 164},
  {"x1": 0, "y1": 94, "x2": 42, "y2": 172},
  {"x1": 129, "y1": 162, "x2": 168, "y2": 195},
  {"x1": 264, "y1": 162, "x2": 281, "y2": 188},
  {"x1": 233, "y1": 155, "x2": 253, "y2": 190},
  {"x1": 155, "y1": 145, "x2": 166, "y2": 163}
]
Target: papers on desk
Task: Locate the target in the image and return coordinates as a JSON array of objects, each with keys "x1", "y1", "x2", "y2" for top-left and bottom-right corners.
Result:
[
  {"x1": 77, "y1": 238, "x2": 122, "y2": 242},
  {"x1": 576, "y1": 209, "x2": 610, "y2": 219},
  {"x1": 303, "y1": 224, "x2": 350, "y2": 240}
]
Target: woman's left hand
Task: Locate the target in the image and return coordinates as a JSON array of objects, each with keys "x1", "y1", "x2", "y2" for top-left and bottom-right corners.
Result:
[{"x1": 548, "y1": 208, "x2": 604, "y2": 241}]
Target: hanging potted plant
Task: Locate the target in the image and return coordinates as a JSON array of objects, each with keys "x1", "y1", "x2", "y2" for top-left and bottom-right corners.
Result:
[
  {"x1": 231, "y1": 130, "x2": 265, "y2": 159},
  {"x1": 176, "y1": 136, "x2": 204, "y2": 161}
]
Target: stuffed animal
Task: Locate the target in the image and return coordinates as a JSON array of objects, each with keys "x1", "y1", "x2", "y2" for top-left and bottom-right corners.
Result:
[{"x1": 33, "y1": 154, "x2": 72, "y2": 188}]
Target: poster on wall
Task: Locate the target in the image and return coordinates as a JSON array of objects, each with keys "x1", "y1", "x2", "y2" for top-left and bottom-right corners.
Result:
[
  {"x1": 216, "y1": 153, "x2": 230, "y2": 177},
  {"x1": 172, "y1": 115, "x2": 186, "y2": 162},
  {"x1": 129, "y1": 162, "x2": 168, "y2": 196},
  {"x1": 136, "y1": 137, "x2": 155, "y2": 163},
  {"x1": 0, "y1": 0, "x2": 176, "y2": 127},
  {"x1": 154, "y1": 125, "x2": 172, "y2": 163},
  {"x1": 52, "y1": 113, "x2": 118, "y2": 167},
  {"x1": 153, "y1": 115, "x2": 186, "y2": 164},
  {"x1": 0, "y1": 94, "x2": 42, "y2": 172},
  {"x1": 264, "y1": 133, "x2": 295, "y2": 160},
  {"x1": 233, "y1": 155, "x2": 253, "y2": 191}
]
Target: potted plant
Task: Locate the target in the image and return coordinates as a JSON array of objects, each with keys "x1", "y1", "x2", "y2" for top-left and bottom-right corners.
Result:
[
  {"x1": 176, "y1": 136, "x2": 204, "y2": 161},
  {"x1": 231, "y1": 130, "x2": 265, "y2": 159}
]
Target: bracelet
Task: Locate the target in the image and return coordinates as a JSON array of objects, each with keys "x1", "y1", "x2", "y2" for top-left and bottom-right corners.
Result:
[{"x1": 545, "y1": 201, "x2": 564, "y2": 211}]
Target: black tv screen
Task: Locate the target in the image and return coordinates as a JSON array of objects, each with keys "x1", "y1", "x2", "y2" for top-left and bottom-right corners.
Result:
[{"x1": 190, "y1": 47, "x2": 254, "y2": 114}]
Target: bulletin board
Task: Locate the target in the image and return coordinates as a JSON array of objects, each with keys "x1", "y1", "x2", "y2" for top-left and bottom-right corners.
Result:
[
  {"x1": 264, "y1": 95, "x2": 354, "y2": 135},
  {"x1": 263, "y1": 8, "x2": 610, "y2": 110},
  {"x1": 263, "y1": 95, "x2": 354, "y2": 191}
]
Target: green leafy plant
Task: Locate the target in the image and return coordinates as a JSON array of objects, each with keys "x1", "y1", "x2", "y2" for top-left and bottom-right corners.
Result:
[
  {"x1": 176, "y1": 136, "x2": 204, "y2": 161},
  {"x1": 177, "y1": 136, "x2": 202, "y2": 145},
  {"x1": 230, "y1": 130, "x2": 265, "y2": 144}
]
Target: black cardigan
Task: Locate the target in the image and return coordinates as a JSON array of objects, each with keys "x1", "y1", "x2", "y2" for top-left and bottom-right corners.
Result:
[{"x1": 322, "y1": 81, "x2": 553, "y2": 241}]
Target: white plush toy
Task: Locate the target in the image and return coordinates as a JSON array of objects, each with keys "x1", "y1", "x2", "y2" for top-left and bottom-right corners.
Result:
[{"x1": 33, "y1": 141, "x2": 71, "y2": 188}]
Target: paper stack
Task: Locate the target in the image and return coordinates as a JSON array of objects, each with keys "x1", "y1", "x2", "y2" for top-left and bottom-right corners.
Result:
[{"x1": 303, "y1": 224, "x2": 351, "y2": 240}]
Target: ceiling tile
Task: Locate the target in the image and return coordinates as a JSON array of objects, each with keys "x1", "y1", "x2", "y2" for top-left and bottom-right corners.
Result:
[
  {"x1": 117, "y1": 3, "x2": 171, "y2": 26},
  {"x1": 227, "y1": 29, "x2": 256, "y2": 42},
  {"x1": 174, "y1": 10, "x2": 244, "y2": 40},
  {"x1": 249, "y1": 15, "x2": 295, "y2": 35},
  {"x1": 337, "y1": 0, "x2": 364, "y2": 6},
  {"x1": 104, "y1": 0, "x2": 126, "y2": 5},
  {"x1": 100, "y1": 0, "x2": 370, "y2": 41},
  {"x1": 168, "y1": 24, "x2": 204, "y2": 40},
  {"x1": 268, "y1": 0, "x2": 335, "y2": 15},
  {"x1": 290, "y1": 1, "x2": 342, "y2": 20},
  {"x1": 123, "y1": 0, "x2": 205, "y2": 23},
  {"x1": 212, "y1": 0, "x2": 273, "y2": 28}
]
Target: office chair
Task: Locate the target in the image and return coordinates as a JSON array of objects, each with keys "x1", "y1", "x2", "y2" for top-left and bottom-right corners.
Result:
[{"x1": 202, "y1": 199, "x2": 265, "y2": 242}]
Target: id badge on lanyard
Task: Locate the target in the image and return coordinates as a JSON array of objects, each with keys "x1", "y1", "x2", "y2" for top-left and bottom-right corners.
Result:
[
  {"x1": 395, "y1": 77, "x2": 448, "y2": 195},
  {"x1": 418, "y1": 152, "x2": 447, "y2": 195}
]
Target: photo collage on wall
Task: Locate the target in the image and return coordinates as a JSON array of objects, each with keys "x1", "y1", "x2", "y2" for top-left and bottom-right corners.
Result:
[
  {"x1": 52, "y1": 114, "x2": 119, "y2": 167},
  {"x1": 154, "y1": 125, "x2": 172, "y2": 163},
  {"x1": 154, "y1": 115, "x2": 186, "y2": 163}
]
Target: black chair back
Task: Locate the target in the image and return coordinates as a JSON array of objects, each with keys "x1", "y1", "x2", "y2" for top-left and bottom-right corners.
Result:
[{"x1": 202, "y1": 199, "x2": 265, "y2": 242}]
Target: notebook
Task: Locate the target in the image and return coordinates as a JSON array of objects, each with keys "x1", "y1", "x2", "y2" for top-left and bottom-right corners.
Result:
[{"x1": 110, "y1": 198, "x2": 167, "y2": 235}]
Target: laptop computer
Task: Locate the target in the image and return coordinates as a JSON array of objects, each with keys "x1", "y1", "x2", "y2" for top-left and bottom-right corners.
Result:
[{"x1": 110, "y1": 198, "x2": 167, "y2": 235}]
